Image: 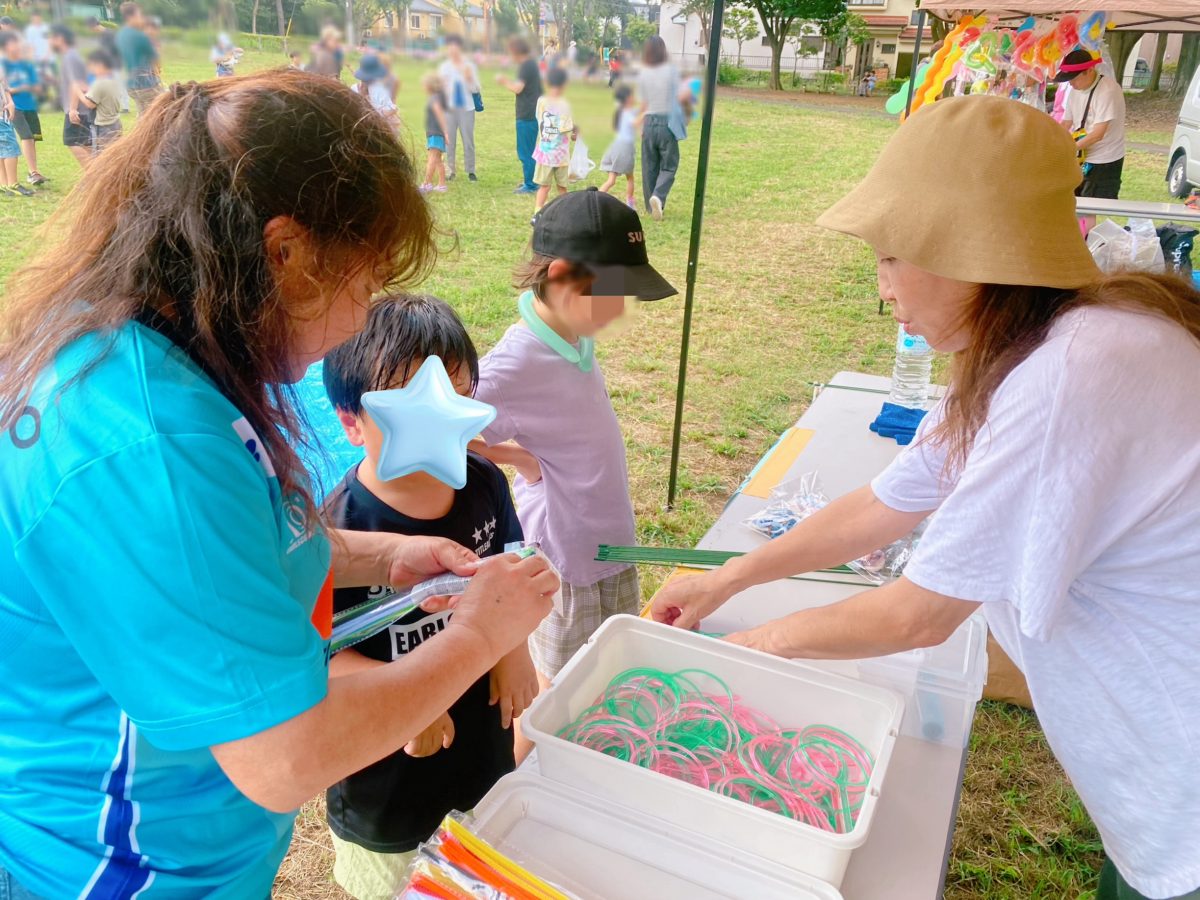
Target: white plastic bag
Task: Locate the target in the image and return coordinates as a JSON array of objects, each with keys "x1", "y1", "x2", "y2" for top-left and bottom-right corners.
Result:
[
  {"x1": 568, "y1": 137, "x2": 594, "y2": 183},
  {"x1": 1087, "y1": 217, "x2": 1165, "y2": 273},
  {"x1": 742, "y1": 472, "x2": 925, "y2": 584}
]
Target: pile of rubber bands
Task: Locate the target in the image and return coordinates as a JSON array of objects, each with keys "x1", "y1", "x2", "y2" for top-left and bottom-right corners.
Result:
[
  {"x1": 557, "y1": 667, "x2": 874, "y2": 834},
  {"x1": 399, "y1": 814, "x2": 576, "y2": 900}
]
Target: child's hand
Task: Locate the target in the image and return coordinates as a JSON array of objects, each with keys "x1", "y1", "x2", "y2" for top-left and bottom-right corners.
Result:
[
  {"x1": 404, "y1": 711, "x2": 455, "y2": 758},
  {"x1": 489, "y1": 645, "x2": 539, "y2": 729}
]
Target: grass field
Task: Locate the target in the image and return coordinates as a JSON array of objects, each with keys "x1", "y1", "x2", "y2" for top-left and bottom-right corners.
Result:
[{"x1": 0, "y1": 39, "x2": 1177, "y2": 899}]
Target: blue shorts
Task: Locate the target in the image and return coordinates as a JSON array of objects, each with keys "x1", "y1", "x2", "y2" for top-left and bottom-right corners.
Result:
[
  {"x1": 0, "y1": 120, "x2": 19, "y2": 160},
  {"x1": 427, "y1": 134, "x2": 446, "y2": 152}
]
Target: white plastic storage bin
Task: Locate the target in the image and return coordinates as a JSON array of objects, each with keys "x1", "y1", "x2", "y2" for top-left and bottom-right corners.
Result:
[
  {"x1": 522, "y1": 616, "x2": 904, "y2": 888},
  {"x1": 855, "y1": 612, "x2": 988, "y2": 748},
  {"x1": 472, "y1": 773, "x2": 844, "y2": 900}
]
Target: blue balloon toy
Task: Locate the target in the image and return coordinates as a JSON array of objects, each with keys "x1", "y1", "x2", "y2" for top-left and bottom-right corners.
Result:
[{"x1": 361, "y1": 355, "x2": 496, "y2": 489}]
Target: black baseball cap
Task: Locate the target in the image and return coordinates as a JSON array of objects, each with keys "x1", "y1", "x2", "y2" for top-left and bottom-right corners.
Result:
[
  {"x1": 532, "y1": 187, "x2": 678, "y2": 301},
  {"x1": 1054, "y1": 49, "x2": 1101, "y2": 83}
]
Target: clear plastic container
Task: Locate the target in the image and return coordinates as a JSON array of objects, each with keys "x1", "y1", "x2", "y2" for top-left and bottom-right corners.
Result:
[
  {"x1": 472, "y1": 773, "x2": 845, "y2": 900},
  {"x1": 888, "y1": 324, "x2": 934, "y2": 409},
  {"x1": 522, "y1": 616, "x2": 905, "y2": 888},
  {"x1": 855, "y1": 613, "x2": 989, "y2": 748}
]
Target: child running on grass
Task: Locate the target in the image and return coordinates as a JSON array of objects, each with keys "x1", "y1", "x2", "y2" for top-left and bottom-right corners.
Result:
[
  {"x1": 599, "y1": 84, "x2": 637, "y2": 210},
  {"x1": 0, "y1": 70, "x2": 33, "y2": 196},
  {"x1": 531, "y1": 66, "x2": 575, "y2": 215},
  {"x1": 472, "y1": 189, "x2": 677, "y2": 758},
  {"x1": 421, "y1": 72, "x2": 448, "y2": 193},
  {"x1": 322, "y1": 295, "x2": 537, "y2": 900}
]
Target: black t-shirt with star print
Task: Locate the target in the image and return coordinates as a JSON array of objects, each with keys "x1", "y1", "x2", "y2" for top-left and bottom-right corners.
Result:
[{"x1": 322, "y1": 452, "x2": 523, "y2": 853}]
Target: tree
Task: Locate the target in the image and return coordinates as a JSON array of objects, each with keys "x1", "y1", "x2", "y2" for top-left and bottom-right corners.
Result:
[
  {"x1": 504, "y1": 0, "x2": 541, "y2": 37},
  {"x1": 1149, "y1": 33, "x2": 1168, "y2": 92},
  {"x1": 1104, "y1": 29, "x2": 1143, "y2": 90},
  {"x1": 739, "y1": 0, "x2": 842, "y2": 90},
  {"x1": 275, "y1": 0, "x2": 287, "y2": 35},
  {"x1": 444, "y1": 0, "x2": 475, "y2": 38},
  {"x1": 626, "y1": 16, "x2": 657, "y2": 50},
  {"x1": 1173, "y1": 33, "x2": 1200, "y2": 99},
  {"x1": 786, "y1": 22, "x2": 817, "y2": 82},
  {"x1": 819, "y1": 8, "x2": 866, "y2": 69},
  {"x1": 678, "y1": 0, "x2": 713, "y2": 51},
  {"x1": 722, "y1": 7, "x2": 757, "y2": 66}
]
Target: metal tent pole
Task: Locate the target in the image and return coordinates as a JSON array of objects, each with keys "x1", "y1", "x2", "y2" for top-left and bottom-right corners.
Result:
[
  {"x1": 903, "y1": 9, "x2": 927, "y2": 119},
  {"x1": 666, "y1": 0, "x2": 725, "y2": 510}
]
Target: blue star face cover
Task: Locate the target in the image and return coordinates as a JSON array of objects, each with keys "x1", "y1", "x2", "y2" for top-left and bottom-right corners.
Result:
[{"x1": 360, "y1": 355, "x2": 497, "y2": 489}]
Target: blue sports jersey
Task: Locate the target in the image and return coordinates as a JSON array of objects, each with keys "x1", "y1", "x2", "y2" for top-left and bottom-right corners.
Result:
[
  {"x1": 0, "y1": 321, "x2": 332, "y2": 897},
  {"x1": 1, "y1": 59, "x2": 38, "y2": 112}
]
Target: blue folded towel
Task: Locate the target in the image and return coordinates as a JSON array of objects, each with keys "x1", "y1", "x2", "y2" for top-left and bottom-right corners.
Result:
[{"x1": 870, "y1": 402, "x2": 928, "y2": 446}]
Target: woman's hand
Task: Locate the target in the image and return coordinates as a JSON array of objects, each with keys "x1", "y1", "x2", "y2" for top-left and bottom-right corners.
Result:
[
  {"x1": 649, "y1": 568, "x2": 734, "y2": 631},
  {"x1": 723, "y1": 627, "x2": 774, "y2": 654},
  {"x1": 489, "y1": 644, "x2": 539, "y2": 729},
  {"x1": 447, "y1": 552, "x2": 558, "y2": 660},
  {"x1": 385, "y1": 535, "x2": 479, "y2": 589},
  {"x1": 404, "y1": 711, "x2": 455, "y2": 757}
]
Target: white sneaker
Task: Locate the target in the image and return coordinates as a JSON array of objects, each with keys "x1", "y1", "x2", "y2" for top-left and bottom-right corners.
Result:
[{"x1": 649, "y1": 195, "x2": 663, "y2": 221}]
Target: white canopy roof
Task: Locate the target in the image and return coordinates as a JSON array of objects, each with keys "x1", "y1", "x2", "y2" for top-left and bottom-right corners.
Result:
[{"x1": 919, "y1": 1, "x2": 1200, "y2": 32}]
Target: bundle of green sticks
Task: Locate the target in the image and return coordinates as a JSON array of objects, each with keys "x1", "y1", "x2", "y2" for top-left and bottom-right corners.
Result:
[{"x1": 595, "y1": 545, "x2": 867, "y2": 582}]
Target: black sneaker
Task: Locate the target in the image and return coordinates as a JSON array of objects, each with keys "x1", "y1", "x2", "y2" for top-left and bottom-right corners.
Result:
[
  {"x1": 27, "y1": 172, "x2": 47, "y2": 186},
  {"x1": 12, "y1": 184, "x2": 35, "y2": 197},
  {"x1": 468, "y1": 173, "x2": 478, "y2": 182}
]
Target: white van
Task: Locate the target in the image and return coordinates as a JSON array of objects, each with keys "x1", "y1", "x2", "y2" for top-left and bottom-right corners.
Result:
[{"x1": 1166, "y1": 65, "x2": 1200, "y2": 197}]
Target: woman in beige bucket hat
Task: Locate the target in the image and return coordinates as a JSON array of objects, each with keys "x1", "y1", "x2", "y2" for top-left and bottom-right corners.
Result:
[{"x1": 654, "y1": 96, "x2": 1200, "y2": 900}]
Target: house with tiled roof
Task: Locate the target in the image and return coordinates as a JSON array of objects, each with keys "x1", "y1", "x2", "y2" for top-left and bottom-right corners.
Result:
[{"x1": 844, "y1": 0, "x2": 933, "y2": 80}]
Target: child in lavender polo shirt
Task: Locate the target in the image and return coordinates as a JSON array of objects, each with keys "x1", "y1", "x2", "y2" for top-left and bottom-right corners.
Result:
[{"x1": 473, "y1": 189, "x2": 676, "y2": 704}]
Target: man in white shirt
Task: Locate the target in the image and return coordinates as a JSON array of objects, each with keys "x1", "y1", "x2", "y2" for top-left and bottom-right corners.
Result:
[{"x1": 1057, "y1": 49, "x2": 1126, "y2": 199}]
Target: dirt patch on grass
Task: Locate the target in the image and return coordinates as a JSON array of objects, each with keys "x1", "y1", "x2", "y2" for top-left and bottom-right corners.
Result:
[{"x1": 1126, "y1": 89, "x2": 1184, "y2": 134}]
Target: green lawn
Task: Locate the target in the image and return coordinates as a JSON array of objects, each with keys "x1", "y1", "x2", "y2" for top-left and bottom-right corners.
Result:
[{"x1": 1, "y1": 38, "x2": 1174, "y2": 900}]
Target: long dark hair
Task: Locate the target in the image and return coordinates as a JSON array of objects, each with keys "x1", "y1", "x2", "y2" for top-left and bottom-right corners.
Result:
[
  {"x1": 936, "y1": 272, "x2": 1200, "y2": 474},
  {"x1": 0, "y1": 69, "x2": 434, "y2": 513}
]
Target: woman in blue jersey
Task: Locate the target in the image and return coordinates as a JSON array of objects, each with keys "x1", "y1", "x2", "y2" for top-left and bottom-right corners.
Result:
[{"x1": 0, "y1": 71, "x2": 557, "y2": 899}]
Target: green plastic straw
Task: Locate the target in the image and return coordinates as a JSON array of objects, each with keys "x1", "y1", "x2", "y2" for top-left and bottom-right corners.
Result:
[{"x1": 596, "y1": 544, "x2": 859, "y2": 578}]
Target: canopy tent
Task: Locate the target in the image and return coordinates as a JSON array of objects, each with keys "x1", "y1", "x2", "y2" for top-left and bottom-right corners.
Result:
[
  {"x1": 669, "y1": 2, "x2": 1200, "y2": 506},
  {"x1": 918, "y1": 1, "x2": 1200, "y2": 31}
]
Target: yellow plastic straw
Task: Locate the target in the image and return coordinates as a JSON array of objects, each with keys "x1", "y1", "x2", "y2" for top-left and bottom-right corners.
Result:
[{"x1": 441, "y1": 816, "x2": 571, "y2": 900}]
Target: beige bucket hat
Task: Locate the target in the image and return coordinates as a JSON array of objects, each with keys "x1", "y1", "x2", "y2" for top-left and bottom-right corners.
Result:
[{"x1": 817, "y1": 95, "x2": 1102, "y2": 290}]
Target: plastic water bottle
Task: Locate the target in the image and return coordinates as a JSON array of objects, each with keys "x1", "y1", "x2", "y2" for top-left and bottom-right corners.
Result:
[{"x1": 888, "y1": 324, "x2": 934, "y2": 409}]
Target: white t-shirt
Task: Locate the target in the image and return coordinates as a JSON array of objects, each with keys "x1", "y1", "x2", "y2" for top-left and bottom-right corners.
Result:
[
  {"x1": 438, "y1": 58, "x2": 479, "y2": 111},
  {"x1": 1066, "y1": 73, "x2": 1126, "y2": 164},
  {"x1": 872, "y1": 306, "x2": 1200, "y2": 898},
  {"x1": 24, "y1": 23, "x2": 50, "y2": 62},
  {"x1": 353, "y1": 80, "x2": 396, "y2": 115}
]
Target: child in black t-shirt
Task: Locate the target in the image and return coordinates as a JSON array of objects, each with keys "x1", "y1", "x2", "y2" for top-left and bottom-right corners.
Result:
[{"x1": 321, "y1": 294, "x2": 538, "y2": 899}]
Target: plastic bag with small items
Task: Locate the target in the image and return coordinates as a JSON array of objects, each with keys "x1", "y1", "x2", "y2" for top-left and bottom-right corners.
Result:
[{"x1": 742, "y1": 472, "x2": 925, "y2": 584}]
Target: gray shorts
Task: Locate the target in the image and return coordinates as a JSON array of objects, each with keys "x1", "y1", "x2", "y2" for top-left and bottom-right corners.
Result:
[
  {"x1": 529, "y1": 566, "x2": 640, "y2": 677},
  {"x1": 600, "y1": 139, "x2": 635, "y2": 176}
]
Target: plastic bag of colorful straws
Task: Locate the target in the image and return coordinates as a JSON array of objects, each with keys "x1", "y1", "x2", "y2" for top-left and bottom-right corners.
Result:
[
  {"x1": 742, "y1": 472, "x2": 925, "y2": 584},
  {"x1": 395, "y1": 813, "x2": 579, "y2": 900}
]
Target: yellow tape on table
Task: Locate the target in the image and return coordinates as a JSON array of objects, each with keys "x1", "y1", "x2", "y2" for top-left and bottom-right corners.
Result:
[{"x1": 741, "y1": 427, "x2": 814, "y2": 499}]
